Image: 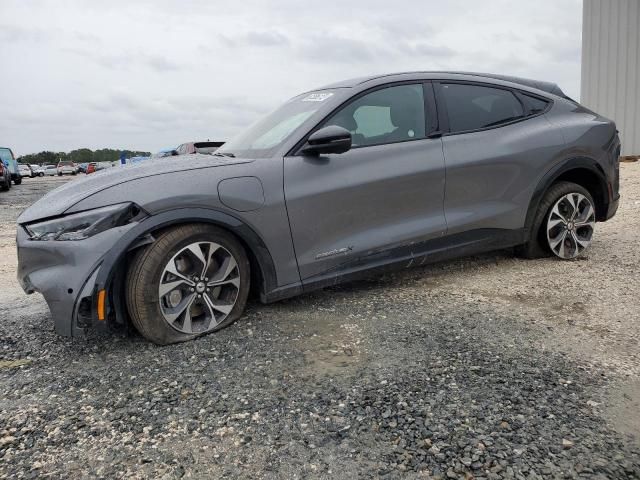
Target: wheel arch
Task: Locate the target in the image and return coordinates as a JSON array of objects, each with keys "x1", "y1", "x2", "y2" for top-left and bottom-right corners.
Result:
[
  {"x1": 95, "y1": 208, "x2": 278, "y2": 327},
  {"x1": 525, "y1": 157, "x2": 609, "y2": 234}
]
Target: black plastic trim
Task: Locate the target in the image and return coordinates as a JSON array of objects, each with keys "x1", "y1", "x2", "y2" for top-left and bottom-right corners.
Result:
[
  {"x1": 524, "y1": 157, "x2": 610, "y2": 233},
  {"x1": 268, "y1": 228, "x2": 526, "y2": 301},
  {"x1": 93, "y1": 208, "x2": 279, "y2": 326}
]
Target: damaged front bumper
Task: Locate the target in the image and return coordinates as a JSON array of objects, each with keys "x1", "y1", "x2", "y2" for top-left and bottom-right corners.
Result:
[{"x1": 16, "y1": 224, "x2": 137, "y2": 336}]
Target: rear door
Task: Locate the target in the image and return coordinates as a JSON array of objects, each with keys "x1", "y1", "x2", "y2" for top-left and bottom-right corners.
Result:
[
  {"x1": 435, "y1": 81, "x2": 562, "y2": 235},
  {"x1": 284, "y1": 82, "x2": 447, "y2": 280}
]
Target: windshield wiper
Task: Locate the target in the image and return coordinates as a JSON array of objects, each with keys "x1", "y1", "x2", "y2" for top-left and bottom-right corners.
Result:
[{"x1": 214, "y1": 152, "x2": 235, "y2": 158}]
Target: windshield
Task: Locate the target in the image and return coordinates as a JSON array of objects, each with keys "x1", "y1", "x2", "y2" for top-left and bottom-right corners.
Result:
[{"x1": 216, "y1": 90, "x2": 336, "y2": 158}]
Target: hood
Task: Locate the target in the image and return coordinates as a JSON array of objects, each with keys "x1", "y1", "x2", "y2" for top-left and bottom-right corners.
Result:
[{"x1": 17, "y1": 154, "x2": 253, "y2": 224}]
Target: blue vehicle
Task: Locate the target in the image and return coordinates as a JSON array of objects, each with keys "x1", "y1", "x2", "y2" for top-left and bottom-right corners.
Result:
[{"x1": 0, "y1": 147, "x2": 22, "y2": 185}]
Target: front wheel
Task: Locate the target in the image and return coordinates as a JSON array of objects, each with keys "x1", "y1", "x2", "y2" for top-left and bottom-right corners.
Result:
[
  {"x1": 518, "y1": 181, "x2": 596, "y2": 260},
  {"x1": 13, "y1": 177, "x2": 22, "y2": 185},
  {"x1": 126, "y1": 224, "x2": 250, "y2": 345}
]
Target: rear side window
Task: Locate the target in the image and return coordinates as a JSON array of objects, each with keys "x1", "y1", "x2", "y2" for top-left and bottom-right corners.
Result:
[{"x1": 441, "y1": 83, "x2": 524, "y2": 133}]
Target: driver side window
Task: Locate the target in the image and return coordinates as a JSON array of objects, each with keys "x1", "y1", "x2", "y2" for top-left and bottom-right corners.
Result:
[{"x1": 323, "y1": 84, "x2": 426, "y2": 147}]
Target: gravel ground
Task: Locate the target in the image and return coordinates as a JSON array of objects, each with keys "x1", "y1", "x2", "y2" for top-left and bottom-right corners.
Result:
[{"x1": 1, "y1": 167, "x2": 639, "y2": 479}]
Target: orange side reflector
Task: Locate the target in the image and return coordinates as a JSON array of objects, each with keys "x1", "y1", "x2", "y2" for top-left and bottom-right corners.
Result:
[{"x1": 97, "y1": 289, "x2": 106, "y2": 321}]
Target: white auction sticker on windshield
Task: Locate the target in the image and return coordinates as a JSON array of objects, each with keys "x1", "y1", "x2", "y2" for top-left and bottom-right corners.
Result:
[{"x1": 302, "y1": 92, "x2": 334, "y2": 102}]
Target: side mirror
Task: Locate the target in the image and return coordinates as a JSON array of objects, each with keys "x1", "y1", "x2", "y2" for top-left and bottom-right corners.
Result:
[{"x1": 302, "y1": 125, "x2": 352, "y2": 156}]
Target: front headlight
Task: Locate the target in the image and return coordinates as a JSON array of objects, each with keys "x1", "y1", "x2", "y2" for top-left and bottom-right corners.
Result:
[{"x1": 24, "y1": 203, "x2": 144, "y2": 241}]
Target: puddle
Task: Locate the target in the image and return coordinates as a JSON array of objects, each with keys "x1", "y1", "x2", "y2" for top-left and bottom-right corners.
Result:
[{"x1": 276, "y1": 307, "x2": 366, "y2": 377}]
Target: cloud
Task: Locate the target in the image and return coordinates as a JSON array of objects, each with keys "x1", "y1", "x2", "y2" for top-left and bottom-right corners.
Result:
[
  {"x1": 535, "y1": 33, "x2": 581, "y2": 63},
  {"x1": 63, "y1": 47, "x2": 181, "y2": 72},
  {"x1": 409, "y1": 43, "x2": 458, "y2": 58},
  {"x1": 219, "y1": 30, "x2": 290, "y2": 48},
  {"x1": 297, "y1": 35, "x2": 379, "y2": 63},
  {"x1": 0, "y1": 24, "x2": 50, "y2": 43}
]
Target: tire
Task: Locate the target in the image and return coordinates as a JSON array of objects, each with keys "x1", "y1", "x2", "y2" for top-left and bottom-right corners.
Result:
[
  {"x1": 0, "y1": 177, "x2": 8, "y2": 191},
  {"x1": 58, "y1": 173, "x2": 62, "y2": 176},
  {"x1": 517, "y1": 181, "x2": 595, "y2": 259},
  {"x1": 126, "y1": 224, "x2": 250, "y2": 345},
  {"x1": 39, "y1": 172, "x2": 44, "y2": 177},
  {"x1": 13, "y1": 177, "x2": 22, "y2": 185}
]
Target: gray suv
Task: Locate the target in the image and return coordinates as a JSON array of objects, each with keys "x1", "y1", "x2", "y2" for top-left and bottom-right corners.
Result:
[{"x1": 16, "y1": 72, "x2": 621, "y2": 344}]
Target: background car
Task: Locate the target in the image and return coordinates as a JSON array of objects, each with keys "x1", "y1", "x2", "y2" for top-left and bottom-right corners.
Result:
[
  {"x1": 175, "y1": 141, "x2": 225, "y2": 155},
  {"x1": 18, "y1": 164, "x2": 32, "y2": 179},
  {"x1": 43, "y1": 165, "x2": 58, "y2": 176},
  {"x1": 30, "y1": 164, "x2": 45, "y2": 177},
  {"x1": 0, "y1": 147, "x2": 22, "y2": 184},
  {"x1": 86, "y1": 162, "x2": 98, "y2": 174},
  {"x1": 0, "y1": 161, "x2": 11, "y2": 191},
  {"x1": 57, "y1": 160, "x2": 78, "y2": 176},
  {"x1": 150, "y1": 148, "x2": 177, "y2": 159}
]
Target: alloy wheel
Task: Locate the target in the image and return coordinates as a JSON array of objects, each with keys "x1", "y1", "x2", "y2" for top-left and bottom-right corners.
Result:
[
  {"x1": 546, "y1": 192, "x2": 595, "y2": 259},
  {"x1": 158, "y1": 241, "x2": 240, "y2": 334}
]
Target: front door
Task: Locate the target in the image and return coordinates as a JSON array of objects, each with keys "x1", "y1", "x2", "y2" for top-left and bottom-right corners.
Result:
[{"x1": 284, "y1": 82, "x2": 447, "y2": 280}]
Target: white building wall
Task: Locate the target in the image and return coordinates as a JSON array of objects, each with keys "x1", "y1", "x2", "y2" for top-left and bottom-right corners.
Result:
[{"x1": 581, "y1": 0, "x2": 640, "y2": 155}]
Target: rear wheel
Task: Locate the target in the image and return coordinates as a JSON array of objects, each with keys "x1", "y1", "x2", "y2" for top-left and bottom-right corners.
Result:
[
  {"x1": 13, "y1": 177, "x2": 22, "y2": 185},
  {"x1": 518, "y1": 181, "x2": 595, "y2": 259},
  {"x1": 126, "y1": 224, "x2": 250, "y2": 345}
]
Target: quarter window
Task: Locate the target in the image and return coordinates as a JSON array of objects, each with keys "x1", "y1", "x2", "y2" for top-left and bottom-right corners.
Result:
[
  {"x1": 521, "y1": 93, "x2": 550, "y2": 114},
  {"x1": 323, "y1": 84, "x2": 426, "y2": 147},
  {"x1": 441, "y1": 83, "x2": 524, "y2": 133}
]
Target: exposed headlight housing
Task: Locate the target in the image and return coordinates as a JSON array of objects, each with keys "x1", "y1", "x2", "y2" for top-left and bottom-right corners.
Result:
[{"x1": 24, "y1": 203, "x2": 144, "y2": 241}]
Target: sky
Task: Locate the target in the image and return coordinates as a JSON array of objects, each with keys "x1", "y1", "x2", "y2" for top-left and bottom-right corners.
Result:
[{"x1": 0, "y1": 0, "x2": 583, "y2": 157}]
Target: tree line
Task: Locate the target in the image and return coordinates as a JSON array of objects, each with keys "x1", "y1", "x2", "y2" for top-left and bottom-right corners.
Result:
[{"x1": 17, "y1": 148, "x2": 151, "y2": 165}]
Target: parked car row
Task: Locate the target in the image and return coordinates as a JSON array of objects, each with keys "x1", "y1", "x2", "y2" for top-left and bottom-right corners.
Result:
[{"x1": 3, "y1": 139, "x2": 224, "y2": 192}]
